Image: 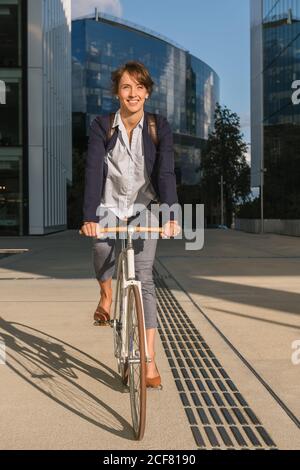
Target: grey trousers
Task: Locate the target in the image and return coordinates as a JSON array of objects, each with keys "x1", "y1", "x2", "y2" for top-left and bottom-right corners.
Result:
[{"x1": 92, "y1": 234, "x2": 158, "y2": 329}]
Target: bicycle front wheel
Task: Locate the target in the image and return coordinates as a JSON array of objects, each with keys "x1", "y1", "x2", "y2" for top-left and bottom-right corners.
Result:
[
  {"x1": 127, "y1": 284, "x2": 147, "y2": 441},
  {"x1": 113, "y1": 265, "x2": 129, "y2": 386}
]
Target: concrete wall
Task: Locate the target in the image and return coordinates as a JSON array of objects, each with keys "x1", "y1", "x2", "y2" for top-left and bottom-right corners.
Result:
[
  {"x1": 235, "y1": 218, "x2": 300, "y2": 237},
  {"x1": 28, "y1": 0, "x2": 72, "y2": 234}
]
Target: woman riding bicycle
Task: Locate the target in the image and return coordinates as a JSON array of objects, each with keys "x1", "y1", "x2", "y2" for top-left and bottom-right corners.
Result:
[{"x1": 80, "y1": 61, "x2": 180, "y2": 388}]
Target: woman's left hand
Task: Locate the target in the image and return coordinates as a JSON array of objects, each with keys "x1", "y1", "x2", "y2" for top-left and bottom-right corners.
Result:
[{"x1": 162, "y1": 220, "x2": 181, "y2": 238}]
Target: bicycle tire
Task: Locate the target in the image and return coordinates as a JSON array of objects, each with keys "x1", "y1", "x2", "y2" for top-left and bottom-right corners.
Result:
[
  {"x1": 113, "y1": 259, "x2": 128, "y2": 386},
  {"x1": 127, "y1": 284, "x2": 147, "y2": 441}
]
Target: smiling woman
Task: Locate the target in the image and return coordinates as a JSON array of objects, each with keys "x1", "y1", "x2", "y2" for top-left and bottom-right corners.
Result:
[
  {"x1": 110, "y1": 63, "x2": 152, "y2": 144},
  {"x1": 81, "y1": 60, "x2": 180, "y2": 388}
]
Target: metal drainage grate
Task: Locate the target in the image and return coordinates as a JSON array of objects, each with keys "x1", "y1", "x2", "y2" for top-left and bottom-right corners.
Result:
[{"x1": 154, "y1": 270, "x2": 277, "y2": 450}]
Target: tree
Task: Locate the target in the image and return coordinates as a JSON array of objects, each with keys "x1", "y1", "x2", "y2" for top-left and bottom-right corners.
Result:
[{"x1": 199, "y1": 103, "x2": 251, "y2": 226}]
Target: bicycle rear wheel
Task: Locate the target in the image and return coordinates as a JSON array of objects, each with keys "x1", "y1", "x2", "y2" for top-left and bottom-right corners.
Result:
[{"x1": 127, "y1": 284, "x2": 147, "y2": 441}]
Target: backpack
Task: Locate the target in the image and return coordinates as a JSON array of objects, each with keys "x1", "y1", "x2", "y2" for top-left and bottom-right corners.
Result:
[{"x1": 106, "y1": 112, "x2": 159, "y2": 148}]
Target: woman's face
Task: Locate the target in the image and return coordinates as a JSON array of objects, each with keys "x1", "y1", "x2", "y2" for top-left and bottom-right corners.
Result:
[{"x1": 117, "y1": 71, "x2": 149, "y2": 115}]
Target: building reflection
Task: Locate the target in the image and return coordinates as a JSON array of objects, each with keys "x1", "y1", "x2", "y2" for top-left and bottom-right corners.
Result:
[
  {"x1": 251, "y1": 0, "x2": 300, "y2": 221},
  {"x1": 70, "y1": 12, "x2": 220, "y2": 226}
]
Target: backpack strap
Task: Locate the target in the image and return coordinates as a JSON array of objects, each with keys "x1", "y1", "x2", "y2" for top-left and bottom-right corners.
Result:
[
  {"x1": 106, "y1": 112, "x2": 159, "y2": 148},
  {"x1": 107, "y1": 112, "x2": 116, "y2": 141},
  {"x1": 147, "y1": 113, "x2": 159, "y2": 148}
]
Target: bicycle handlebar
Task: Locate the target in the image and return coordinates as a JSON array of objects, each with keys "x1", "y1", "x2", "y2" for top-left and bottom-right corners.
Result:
[{"x1": 78, "y1": 226, "x2": 164, "y2": 237}]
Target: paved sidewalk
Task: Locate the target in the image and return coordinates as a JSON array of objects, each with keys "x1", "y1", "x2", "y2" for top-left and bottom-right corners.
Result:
[{"x1": 0, "y1": 229, "x2": 299, "y2": 449}]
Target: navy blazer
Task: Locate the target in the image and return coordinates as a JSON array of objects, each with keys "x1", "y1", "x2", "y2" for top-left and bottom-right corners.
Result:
[{"x1": 83, "y1": 111, "x2": 178, "y2": 222}]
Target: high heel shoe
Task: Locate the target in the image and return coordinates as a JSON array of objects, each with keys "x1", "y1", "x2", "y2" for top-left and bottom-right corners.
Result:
[
  {"x1": 146, "y1": 366, "x2": 162, "y2": 389},
  {"x1": 93, "y1": 301, "x2": 111, "y2": 326},
  {"x1": 146, "y1": 375, "x2": 162, "y2": 388}
]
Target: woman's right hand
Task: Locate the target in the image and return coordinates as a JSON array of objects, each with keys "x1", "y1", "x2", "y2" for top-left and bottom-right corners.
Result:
[{"x1": 80, "y1": 222, "x2": 99, "y2": 237}]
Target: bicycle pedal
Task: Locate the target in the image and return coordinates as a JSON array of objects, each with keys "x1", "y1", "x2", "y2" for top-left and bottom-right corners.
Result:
[{"x1": 93, "y1": 320, "x2": 110, "y2": 327}]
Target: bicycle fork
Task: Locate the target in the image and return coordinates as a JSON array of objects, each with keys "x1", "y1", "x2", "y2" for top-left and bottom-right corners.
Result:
[{"x1": 122, "y1": 228, "x2": 151, "y2": 366}]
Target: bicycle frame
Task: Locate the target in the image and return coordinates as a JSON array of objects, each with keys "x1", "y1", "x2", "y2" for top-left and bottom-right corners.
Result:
[{"x1": 113, "y1": 226, "x2": 151, "y2": 366}]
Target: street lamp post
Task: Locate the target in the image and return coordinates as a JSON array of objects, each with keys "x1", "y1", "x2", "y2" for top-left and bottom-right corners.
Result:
[
  {"x1": 219, "y1": 175, "x2": 225, "y2": 226},
  {"x1": 260, "y1": 168, "x2": 264, "y2": 234},
  {"x1": 247, "y1": 141, "x2": 265, "y2": 234},
  {"x1": 260, "y1": 167, "x2": 267, "y2": 234},
  {"x1": 221, "y1": 174, "x2": 224, "y2": 226}
]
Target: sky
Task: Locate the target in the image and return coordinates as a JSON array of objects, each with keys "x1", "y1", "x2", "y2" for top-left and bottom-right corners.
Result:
[{"x1": 71, "y1": 0, "x2": 251, "y2": 145}]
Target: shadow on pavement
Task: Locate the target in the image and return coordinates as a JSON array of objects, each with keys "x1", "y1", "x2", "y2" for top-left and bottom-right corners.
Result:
[
  {"x1": 207, "y1": 306, "x2": 300, "y2": 330},
  {"x1": 0, "y1": 317, "x2": 135, "y2": 440},
  {"x1": 1, "y1": 229, "x2": 300, "y2": 324}
]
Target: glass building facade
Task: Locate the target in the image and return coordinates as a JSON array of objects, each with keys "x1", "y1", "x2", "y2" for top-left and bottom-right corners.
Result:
[
  {"x1": 0, "y1": 0, "x2": 24, "y2": 235},
  {"x1": 71, "y1": 13, "x2": 219, "y2": 223},
  {"x1": 251, "y1": 0, "x2": 300, "y2": 219},
  {"x1": 0, "y1": 0, "x2": 72, "y2": 236}
]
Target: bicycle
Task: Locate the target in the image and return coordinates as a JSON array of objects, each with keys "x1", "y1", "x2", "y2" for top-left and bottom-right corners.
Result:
[{"x1": 80, "y1": 224, "x2": 163, "y2": 440}]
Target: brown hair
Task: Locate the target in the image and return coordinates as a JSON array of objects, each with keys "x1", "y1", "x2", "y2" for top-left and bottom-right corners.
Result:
[{"x1": 111, "y1": 61, "x2": 154, "y2": 97}]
